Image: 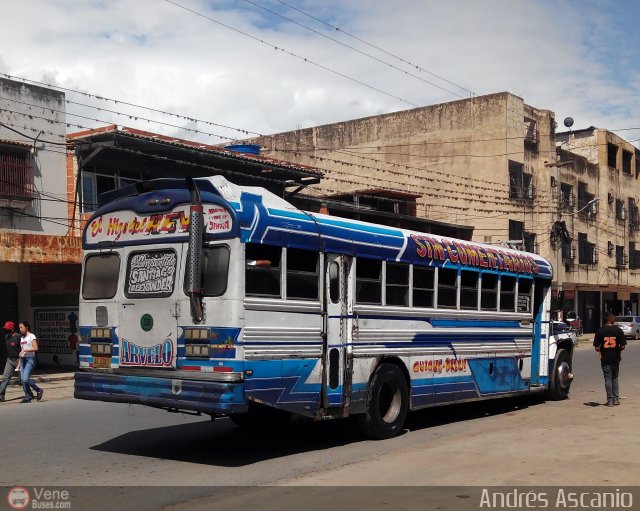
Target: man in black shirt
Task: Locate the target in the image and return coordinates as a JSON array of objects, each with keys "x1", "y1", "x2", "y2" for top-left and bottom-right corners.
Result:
[
  {"x1": 593, "y1": 312, "x2": 627, "y2": 407},
  {"x1": 0, "y1": 321, "x2": 21, "y2": 401}
]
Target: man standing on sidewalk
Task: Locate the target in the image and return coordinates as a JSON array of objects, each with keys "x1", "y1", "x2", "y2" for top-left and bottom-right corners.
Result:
[
  {"x1": 0, "y1": 321, "x2": 21, "y2": 401},
  {"x1": 593, "y1": 312, "x2": 626, "y2": 407}
]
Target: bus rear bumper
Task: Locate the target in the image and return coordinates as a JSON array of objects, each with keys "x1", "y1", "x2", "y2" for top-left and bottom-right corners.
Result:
[{"x1": 74, "y1": 371, "x2": 247, "y2": 414}]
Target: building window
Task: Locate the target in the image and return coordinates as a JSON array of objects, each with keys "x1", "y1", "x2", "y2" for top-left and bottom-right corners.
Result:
[
  {"x1": 578, "y1": 232, "x2": 597, "y2": 265},
  {"x1": 616, "y1": 199, "x2": 627, "y2": 221},
  {"x1": 508, "y1": 161, "x2": 533, "y2": 199},
  {"x1": 560, "y1": 182, "x2": 574, "y2": 212},
  {"x1": 577, "y1": 181, "x2": 596, "y2": 218},
  {"x1": 607, "y1": 143, "x2": 618, "y2": 170},
  {"x1": 630, "y1": 242, "x2": 640, "y2": 270},
  {"x1": 81, "y1": 171, "x2": 143, "y2": 213},
  {"x1": 616, "y1": 246, "x2": 627, "y2": 267},
  {"x1": 0, "y1": 144, "x2": 36, "y2": 209},
  {"x1": 623, "y1": 149, "x2": 632, "y2": 175},
  {"x1": 509, "y1": 219, "x2": 536, "y2": 252},
  {"x1": 629, "y1": 198, "x2": 639, "y2": 233}
]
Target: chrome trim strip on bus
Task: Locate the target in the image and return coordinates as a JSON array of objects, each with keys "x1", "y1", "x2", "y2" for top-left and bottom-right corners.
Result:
[
  {"x1": 79, "y1": 367, "x2": 244, "y2": 382},
  {"x1": 353, "y1": 305, "x2": 533, "y2": 321},
  {"x1": 244, "y1": 297, "x2": 322, "y2": 313},
  {"x1": 352, "y1": 347, "x2": 531, "y2": 357},
  {"x1": 244, "y1": 348, "x2": 323, "y2": 359},
  {"x1": 352, "y1": 328, "x2": 532, "y2": 340},
  {"x1": 243, "y1": 327, "x2": 322, "y2": 341}
]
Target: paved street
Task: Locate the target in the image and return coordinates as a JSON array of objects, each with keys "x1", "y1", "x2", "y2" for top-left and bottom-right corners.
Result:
[{"x1": 1, "y1": 342, "x2": 639, "y2": 510}]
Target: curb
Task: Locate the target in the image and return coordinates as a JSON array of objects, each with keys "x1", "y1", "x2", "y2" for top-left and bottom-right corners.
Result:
[{"x1": 8, "y1": 373, "x2": 75, "y2": 386}]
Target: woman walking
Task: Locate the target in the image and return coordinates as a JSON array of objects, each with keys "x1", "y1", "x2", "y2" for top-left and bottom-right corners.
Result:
[{"x1": 18, "y1": 321, "x2": 43, "y2": 403}]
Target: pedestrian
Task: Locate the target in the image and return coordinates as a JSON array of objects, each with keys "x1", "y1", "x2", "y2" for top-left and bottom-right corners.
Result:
[
  {"x1": 0, "y1": 321, "x2": 21, "y2": 401},
  {"x1": 18, "y1": 321, "x2": 43, "y2": 403},
  {"x1": 593, "y1": 312, "x2": 626, "y2": 407}
]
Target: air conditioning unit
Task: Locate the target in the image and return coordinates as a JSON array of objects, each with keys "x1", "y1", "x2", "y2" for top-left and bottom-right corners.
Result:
[
  {"x1": 591, "y1": 251, "x2": 599, "y2": 264},
  {"x1": 590, "y1": 201, "x2": 599, "y2": 216},
  {"x1": 620, "y1": 208, "x2": 627, "y2": 220},
  {"x1": 570, "y1": 245, "x2": 577, "y2": 260},
  {"x1": 608, "y1": 241, "x2": 614, "y2": 256}
]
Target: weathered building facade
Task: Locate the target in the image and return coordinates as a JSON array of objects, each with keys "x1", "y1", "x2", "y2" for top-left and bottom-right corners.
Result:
[
  {"x1": 246, "y1": 93, "x2": 640, "y2": 332},
  {"x1": 554, "y1": 128, "x2": 640, "y2": 331},
  {"x1": 0, "y1": 77, "x2": 81, "y2": 367}
]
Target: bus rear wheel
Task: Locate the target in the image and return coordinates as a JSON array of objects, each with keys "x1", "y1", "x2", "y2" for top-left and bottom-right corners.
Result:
[
  {"x1": 547, "y1": 348, "x2": 573, "y2": 400},
  {"x1": 356, "y1": 363, "x2": 409, "y2": 440}
]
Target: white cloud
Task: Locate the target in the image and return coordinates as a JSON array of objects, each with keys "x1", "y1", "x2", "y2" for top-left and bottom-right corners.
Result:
[{"x1": 1, "y1": 0, "x2": 639, "y2": 146}]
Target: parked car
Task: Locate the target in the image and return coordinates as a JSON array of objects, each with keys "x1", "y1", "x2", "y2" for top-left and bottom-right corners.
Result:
[
  {"x1": 551, "y1": 321, "x2": 578, "y2": 346},
  {"x1": 614, "y1": 316, "x2": 640, "y2": 340}
]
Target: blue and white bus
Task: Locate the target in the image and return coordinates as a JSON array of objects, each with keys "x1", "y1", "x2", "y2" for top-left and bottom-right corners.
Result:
[{"x1": 75, "y1": 175, "x2": 574, "y2": 439}]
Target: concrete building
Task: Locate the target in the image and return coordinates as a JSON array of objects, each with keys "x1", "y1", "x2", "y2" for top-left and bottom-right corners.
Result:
[
  {"x1": 554, "y1": 127, "x2": 640, "y2": 331},
  {"x1": 245, "y1": 93, "x2": 640, "y2": 332},
  {"x1": 0, "y1": 77, "x2": 81, "y2": 367}
]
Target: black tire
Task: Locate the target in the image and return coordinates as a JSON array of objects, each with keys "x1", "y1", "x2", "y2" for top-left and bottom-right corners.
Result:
[
  {"x1": 227, "y1": 402, "x2": 291, "y2": 429},
  {"x1": 356, "y1": 363, "x2": 409, "y2": 440},
  {"x1": 634, "y1": 330, "x2": 639, "y2": 341},
  {"x1": 547, "y1": 348, "x2": 573, "y2": 400}
]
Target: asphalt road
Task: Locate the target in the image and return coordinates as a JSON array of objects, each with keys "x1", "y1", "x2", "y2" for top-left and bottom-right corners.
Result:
[{"x1": 1, "y1": 342, "x2": 638, "y2": 511}]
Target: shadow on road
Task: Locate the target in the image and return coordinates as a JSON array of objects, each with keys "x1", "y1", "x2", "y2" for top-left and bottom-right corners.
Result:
[{"x1": 90, "y1": 394, "x2": 547, "y2": 467}]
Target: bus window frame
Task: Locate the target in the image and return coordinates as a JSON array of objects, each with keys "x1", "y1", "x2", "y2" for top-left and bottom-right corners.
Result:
[{"x1": 82, "y1": 252, "x2": 121, "y2": 300}]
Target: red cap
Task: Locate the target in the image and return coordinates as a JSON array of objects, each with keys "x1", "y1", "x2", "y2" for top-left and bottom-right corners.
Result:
[{"x1": 3, "y1": 321, "x2": 14, "y2": 330}]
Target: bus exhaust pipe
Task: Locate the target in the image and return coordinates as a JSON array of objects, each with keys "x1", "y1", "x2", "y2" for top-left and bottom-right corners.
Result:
[{"x1": 186, "y1": 177, "x2": 204, "y2": 323}]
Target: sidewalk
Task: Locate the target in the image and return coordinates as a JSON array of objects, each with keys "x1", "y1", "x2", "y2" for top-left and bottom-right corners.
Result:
[{"x1": 1, "y1": 366, "x2": 75, "y2": 405}]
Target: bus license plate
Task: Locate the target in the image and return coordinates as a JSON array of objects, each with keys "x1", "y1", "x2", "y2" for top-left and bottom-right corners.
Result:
[{"x1": 93, "y1": 356, "x2": 111, "y2": 369}]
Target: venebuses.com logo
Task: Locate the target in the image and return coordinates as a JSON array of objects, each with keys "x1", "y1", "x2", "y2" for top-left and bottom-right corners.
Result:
[
  {"x1": 7, "y1": 487, "x2": 30, "y2": 510},
  {"x1": 6, "y1": 487, "x2": 71, "y2": 509}
]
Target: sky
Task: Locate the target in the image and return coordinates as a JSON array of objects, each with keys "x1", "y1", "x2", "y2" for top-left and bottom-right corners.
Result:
[{"x1": 1, "y1": 0, "x2": 640, "y2": 147}]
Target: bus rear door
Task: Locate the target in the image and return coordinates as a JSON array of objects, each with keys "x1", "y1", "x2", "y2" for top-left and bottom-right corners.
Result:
[{"x1": 117, "y1": 245, "x2": 181, "y2": 369}]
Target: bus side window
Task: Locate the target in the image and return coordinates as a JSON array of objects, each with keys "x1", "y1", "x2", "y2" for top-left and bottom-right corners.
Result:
[
  {"x1": 460, "y1": 270, "x2": 478, "y2": 310},
  {"x1": 245, "y1": 243, "x2": 282, "y2": 298},
  {"x1": 437, "y1": 267, "x2": 457, "y2": 308},
  {"x1": 286, "y1": 248, "x2": 319, "y2": 300},
  {"x1": 202, "y1": 246, "x2": 230, "y2": 297},
  {"x1": 412, "y1": 265, "x2": 434, "y2": 308},
  {"x1": 517, "y1": 278, "x2": 533, "y2": 313},
  {"x1": 356, "y1": 258, "x2": 382, "y2": 305},
  {"x1": 386, "y1": 262, "x2": 409, "y2": 306},
  {"x1": 500, "y1": 275, "x2": 516, "y2": 311},
  {"x1": 480, "y1": 272, "x2": 498, "y2": 310}
]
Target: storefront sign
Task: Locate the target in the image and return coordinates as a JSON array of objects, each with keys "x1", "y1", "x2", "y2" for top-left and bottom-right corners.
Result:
[{"x1": 34, "y1": 309, "x2": 79, "y2": 366}]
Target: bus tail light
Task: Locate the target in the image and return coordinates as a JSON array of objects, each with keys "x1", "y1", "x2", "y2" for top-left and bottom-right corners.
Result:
[{"x1": 184, "y1": 328, "x2": 210, "y2": 358}]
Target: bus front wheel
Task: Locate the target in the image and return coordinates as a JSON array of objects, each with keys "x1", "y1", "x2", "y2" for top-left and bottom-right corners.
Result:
[
  {"x1": 356, "y1": 363, "x2": 409, "y2": 440},
  {"x1": 547, "y1": 348, "x2": 573, "y2": 400}
]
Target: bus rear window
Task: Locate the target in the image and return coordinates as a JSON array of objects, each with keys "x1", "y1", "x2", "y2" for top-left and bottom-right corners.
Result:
[
  {"x1": 125, "y1": 250, "x2": 177, "y2": 299},
  {"x1": 82, "y1": 253, "x2": 120, "y2": 299}
]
